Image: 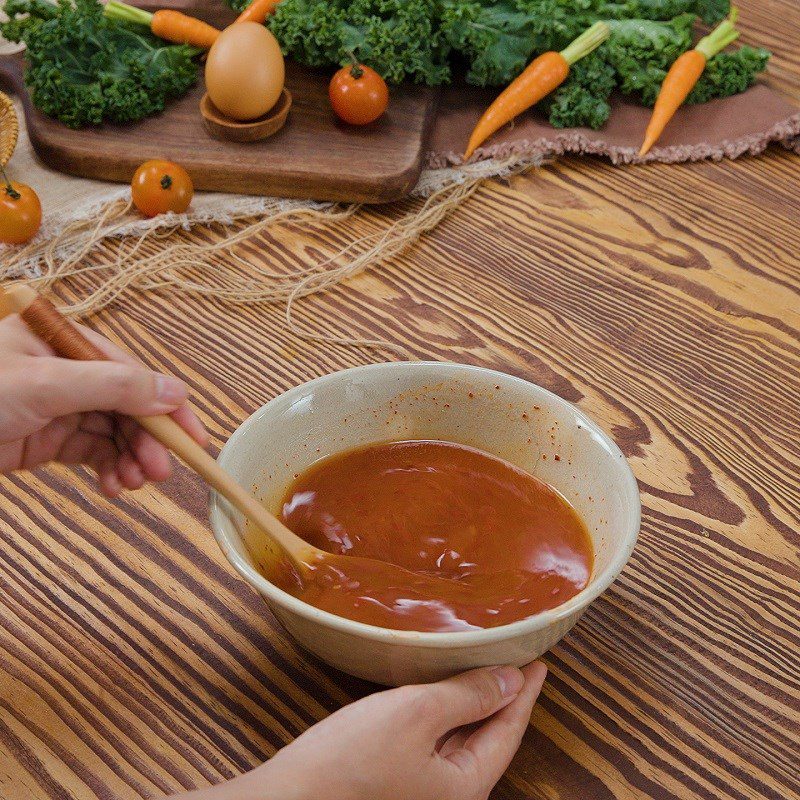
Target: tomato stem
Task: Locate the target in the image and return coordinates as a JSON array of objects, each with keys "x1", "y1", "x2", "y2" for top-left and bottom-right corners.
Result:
[
  {"x1": 160, "y1": 174, "x2": 173, "y2": 190},
  {"x1": 0, "y1": 166, "x2": 20, "y2": 200},
  {"x1": 346, "y1": 51, "x2": 364, "y2": 79}
]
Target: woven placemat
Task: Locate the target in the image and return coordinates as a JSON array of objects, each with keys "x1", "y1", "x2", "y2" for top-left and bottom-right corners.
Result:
[{"x1": 0, "y1": 90, "x2": 18, "y2": 167}]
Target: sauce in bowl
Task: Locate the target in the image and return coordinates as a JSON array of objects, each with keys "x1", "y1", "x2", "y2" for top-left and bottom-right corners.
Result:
[{"x1": 266, "y1": 440, "x2": 593, "y2": 633}]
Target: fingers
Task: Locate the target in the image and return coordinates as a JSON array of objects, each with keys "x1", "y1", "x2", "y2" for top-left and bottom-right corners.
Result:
[
  {"x1": 117, "y1": 416, "x2": 171, "y2": 482},
  {"x1": 11, "y1": 316, "x2": 210, "y2": 452},
  {"x1": 55, "y1": 428, "x2": 117, "y2": 468},
  {"x1": 93, "y1": 448, "x2": 124, "y2": 497},
  {"x1": 54, "y1": 428, "x2": 123, "y2": 497},
  {"x1": 115, "y1": 448, "x2": 146, "y2": 492},
  {"x1": 422, "y1": 665, "x2": 526, "y2": 736},
  {"x1": 79, "y1": 327, "x2": 210, "y2": 448},
  {"x1": 445, "y1": 662, "x2": 547, "y2": 788},
  {"x1": 3, "y1": 315, "x2": 54, "y2": 357},
  {"x1": 171, "y1": 405, "x2": 210, "y2": 448},
  {"x1": 116, "y1": 408, "x2": 209, "y2": 484},
  {"x1": 25, "y1": 357, "x2": 188, "y2": 419},
  {"x1": 76, "y1": 324, "x2": 140, "y2": 365},
  {"x1": 79, "y1": 412, "x2": 115, "y2": 437},
  {"x1": 437, "y1": 724, "x2": 476, "y2": 758},
  {"x1": 4, "y1": 315, "x2": 139, "y2": 360}
]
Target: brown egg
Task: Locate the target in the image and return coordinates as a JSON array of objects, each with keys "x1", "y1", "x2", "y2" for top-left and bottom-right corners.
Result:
[{"x1": 205, "y1": 22, "x2": 285, "y2": 121}]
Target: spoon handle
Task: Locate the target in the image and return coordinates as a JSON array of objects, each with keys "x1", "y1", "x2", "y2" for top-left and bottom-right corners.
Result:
[{"x1": 2, "y1": 284, "x2": 313, "y2": 567}]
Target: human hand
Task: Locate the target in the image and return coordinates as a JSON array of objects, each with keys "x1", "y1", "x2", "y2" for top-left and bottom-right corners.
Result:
[
  {"x1": 0, "y1": 313, "x2": 208, "y2": 495},
  {"x1": 175, "y1": 662, "x2": 547, "y2": 800}
]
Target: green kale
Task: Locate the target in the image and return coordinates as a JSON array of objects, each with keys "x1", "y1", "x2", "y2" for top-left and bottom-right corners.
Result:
[
  {"x1": 439, "y1": 0, "x2": 614, "y2": 87},
  {"x1": 686, "y1": 46, "x2": 770, "y2": 103},
  {"x1": 692, "y1": 0, "x2": 731, "y2": 24},
  {"x1": 546, "y1": 85, "x2": 612, "y2": 127},
  {"x1": 0, "y1": 0, "x2": 198, "y2": 128},
  {"x1": 604, "y1": 14, "x2": 693, "y2": 99},
  {"x1": 541, "y1": 51, "x2": 616, "y2": 128},
  {"x1": 439, "y1": 0, "x2": 541, "y2": 87},
  {"x1": 437, "y1": 1, "x2": 730, "y2": 87},
  {"x1": 620, "y1": 0, "x2": 729, "y2": 23},
  {"x1": 269, "y1": 0, "x2": 451, "y2": 85},
  {"x1": 267, "y1": 0, "x2": 347, "y2": 68},
  {"x1": 247, "y1": 0, "x2": 768, "y2": 128}
]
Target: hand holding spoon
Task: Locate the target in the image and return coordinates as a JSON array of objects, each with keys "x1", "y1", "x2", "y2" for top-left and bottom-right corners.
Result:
[
  {"x1": 0, "y1": 283, "x2": 323, "y2": 572},
  {"x1": 1, "y1": 283, "x2": 480, "y2": 632}
]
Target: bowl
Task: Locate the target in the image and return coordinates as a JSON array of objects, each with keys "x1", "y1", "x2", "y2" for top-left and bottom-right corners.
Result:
[
  {"x1": 210, "y1": 362, "x2": 640, "y2": 685},
  {"x1": 200, "y1": 89, "x2": 292, "y2": 143}
]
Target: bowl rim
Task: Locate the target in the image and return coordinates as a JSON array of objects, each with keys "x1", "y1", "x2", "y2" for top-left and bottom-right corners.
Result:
[{"x1": 210, "y1": 361, "x2": 641, "y2": 648}]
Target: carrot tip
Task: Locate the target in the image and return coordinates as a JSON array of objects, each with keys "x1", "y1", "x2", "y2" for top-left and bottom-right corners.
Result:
[{"x1": 639, "y1": 136, "x2": 656, "y2": 157}]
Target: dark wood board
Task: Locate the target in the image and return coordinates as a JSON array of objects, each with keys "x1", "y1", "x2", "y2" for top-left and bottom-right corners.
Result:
[{"x1": 0, "y1": 4, "x2": 439, "y2": 203}]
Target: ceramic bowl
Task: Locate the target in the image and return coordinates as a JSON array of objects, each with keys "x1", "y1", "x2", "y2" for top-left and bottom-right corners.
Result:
[{"x1": 210, "y1": 362, "x2": 640, "y2": 685}]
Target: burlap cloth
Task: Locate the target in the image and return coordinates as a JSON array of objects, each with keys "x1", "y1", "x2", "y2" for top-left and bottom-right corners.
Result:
[
  {"x1": 433, "y1": 83, "x2": 800, "y2": 167},
  {"x1": 1, "y1": 35, "x2": 798, "y2": 292}
]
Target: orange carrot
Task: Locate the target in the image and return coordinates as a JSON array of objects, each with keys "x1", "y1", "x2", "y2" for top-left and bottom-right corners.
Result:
[
  {"x1": 104, "y1": 2, "x2": 220, "y2": 49},
  {"x1": 464, "y1": 21, "x2": 610, "y2": 160},
  {"x1": 639, "y1": 10, "x2": 740, "y2": 156},
  {"x1": 235, "y1": 0, "x2": 281, "y2": 25},
  {"x1": 151, "y1": 9, "x2": 220, "y2": 48}
]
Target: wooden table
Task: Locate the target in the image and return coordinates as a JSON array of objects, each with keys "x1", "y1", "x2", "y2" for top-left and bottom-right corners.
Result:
[{"x1": 1, "y1": 4, "x2": 798, "y2": 798}]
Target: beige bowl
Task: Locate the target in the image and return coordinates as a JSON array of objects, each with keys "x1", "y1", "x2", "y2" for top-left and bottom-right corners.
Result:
[{"x1": 210, "y1": 362, "x2": 640, "y2": 685}]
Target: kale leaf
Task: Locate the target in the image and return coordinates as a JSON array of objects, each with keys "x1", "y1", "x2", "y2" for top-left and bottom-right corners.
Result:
[
  {"x1": 604, "y1": 15, "x2": 694, "y2": 99},
  {"x1": 541, "y1": 51, "x2": 616, "y2": 128},
  {"x1": 269, "y1": 0, "x2": 451, "y2": 85},
  {"x1": 0, "y1": 0, "x2": 198, "y2": 128},
  {"x1": 622, "y1": 0, "x2": 729, "y2": 23},
  {"x1": 439, "y1": 0, "x2": 611, "y2": 87},
  {"x1": 686, "y1": 46, "x2": 770, "y2": 103},
  {"x1": 440, "y1": 0, "x2": 542, "y2": 87}
]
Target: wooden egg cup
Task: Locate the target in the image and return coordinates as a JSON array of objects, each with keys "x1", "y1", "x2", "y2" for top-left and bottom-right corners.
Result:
[{"x1": 200, "y1": 88, "x2": 292, "y2": 143}]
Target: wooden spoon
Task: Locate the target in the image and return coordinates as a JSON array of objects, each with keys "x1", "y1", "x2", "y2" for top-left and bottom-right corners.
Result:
[{"x1": 0, "y1": 284, "x2": 323, "y2": 572}]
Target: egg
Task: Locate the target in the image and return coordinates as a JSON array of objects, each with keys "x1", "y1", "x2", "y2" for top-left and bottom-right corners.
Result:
[{"x1": 205, "y1": 22, "x2": 285, "y2": 121}]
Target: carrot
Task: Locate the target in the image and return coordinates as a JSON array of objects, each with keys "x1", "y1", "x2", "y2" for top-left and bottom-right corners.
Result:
[
  {"x1": 639, "y1": 9, "x2": 740, "y2": 156},
  {"x1": 104, "y1": 1, "x2": 220, "y2": 49},
  {"x1": 235, "y1": 0, "x2": 281, "y2": 25},
  {"x1": 463, "y1": 21, "x2": 610, "y2": 160},
  {"x1": 151, "y1": 9, "x2": 220, "y2": 48}
]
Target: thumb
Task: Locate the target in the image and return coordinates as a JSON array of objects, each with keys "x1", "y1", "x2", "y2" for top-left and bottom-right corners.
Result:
[
  {"x1": 444, "y1": 661, "x2": 547, "y2": 791},
  {"x1": 27, "y1": 358, "x2": 188, "y2": 419},
  {"x1": 424, "y1": 666, "x2": 526, "y2": 735}
]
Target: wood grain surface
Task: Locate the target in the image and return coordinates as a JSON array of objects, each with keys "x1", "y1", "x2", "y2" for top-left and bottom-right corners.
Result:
[
  {"x1": 0, "y1": 0, "x2": 439, "y2": 203},
  {"x1": 0, "y1": 0, "x2": 798, "y2": 798}
]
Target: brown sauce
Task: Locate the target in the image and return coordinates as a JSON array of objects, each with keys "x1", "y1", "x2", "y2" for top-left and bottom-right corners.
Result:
[{"x1": 267, "y1": 440, "x2": 593, "y2": 633}]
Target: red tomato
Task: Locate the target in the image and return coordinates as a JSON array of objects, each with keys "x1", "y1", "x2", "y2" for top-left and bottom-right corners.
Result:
[
  {"x1": 329, "y1": 63, "x2": 389, "y2": 126},
  {"x1": 0, "y1": 180, "x2": 42, "y2": 244},
  {"x1": 131, "y1": 159, "x2": 193, "y2": 217}
]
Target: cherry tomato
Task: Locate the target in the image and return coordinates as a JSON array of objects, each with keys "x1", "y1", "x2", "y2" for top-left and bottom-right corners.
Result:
[
  {"x1": 329, "y1": 63, "x2": 389, "y2": 126},
  {"x1": 0, "y1": 179, "x2": 42, "y2": 244},
  {"x1": 131, "y1": 159, "x2": 193, "y2": 218}
]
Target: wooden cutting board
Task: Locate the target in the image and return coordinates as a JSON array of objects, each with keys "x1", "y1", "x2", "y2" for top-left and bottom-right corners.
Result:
[{"x1": 0, "y1": 2, "x2": 439, "y2": 203}]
